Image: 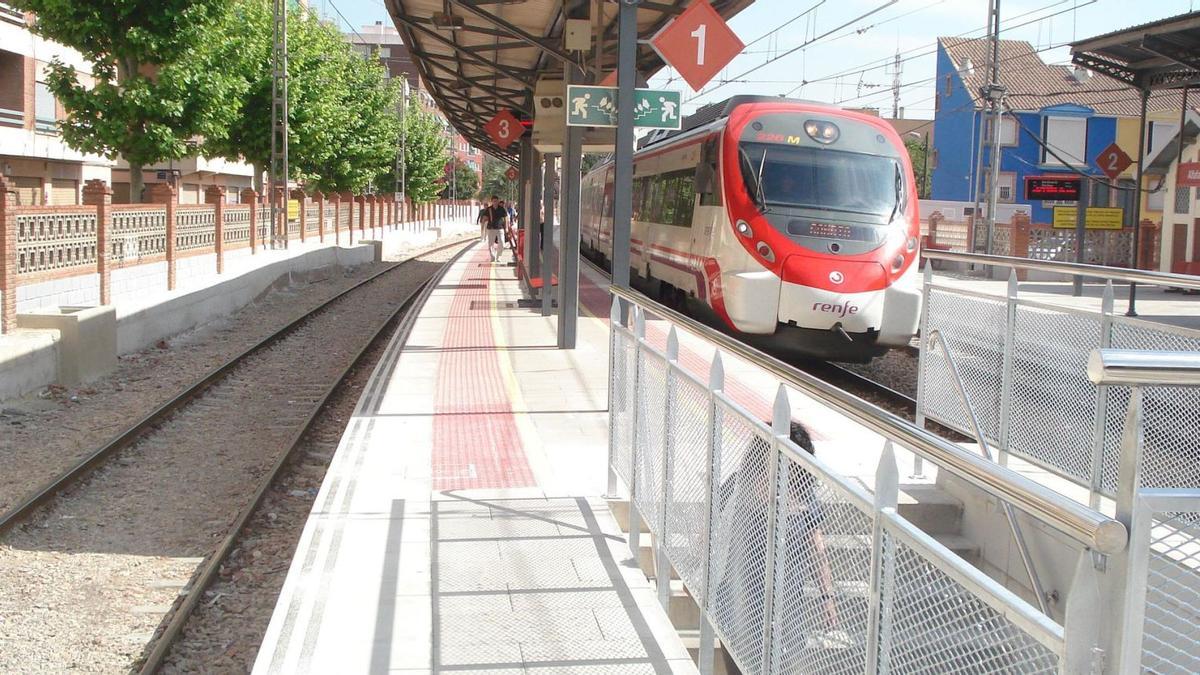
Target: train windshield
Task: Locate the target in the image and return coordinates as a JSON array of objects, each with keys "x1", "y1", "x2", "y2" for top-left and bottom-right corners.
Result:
[{"x1": 739, "y1": 142, "x2": 901, "y2": 218}]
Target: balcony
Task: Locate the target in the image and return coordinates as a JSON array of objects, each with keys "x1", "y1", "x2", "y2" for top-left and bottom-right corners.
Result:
[
  {"x1": 0, "y1": 3, "x2": 24, "y2": 24},
  {"x1": 0, "y1": 107, "x2": 21, "y2": 127}
]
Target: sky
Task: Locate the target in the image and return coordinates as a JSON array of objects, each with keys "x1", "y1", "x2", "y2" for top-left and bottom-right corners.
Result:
[{"x1": 315, "y1": 0, "x2": 1199, "y2": 120}]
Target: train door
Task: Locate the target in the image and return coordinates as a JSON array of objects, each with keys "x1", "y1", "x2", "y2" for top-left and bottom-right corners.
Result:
[{"x1": 692, "y1": 138, "x2": 723, "y2": 274}]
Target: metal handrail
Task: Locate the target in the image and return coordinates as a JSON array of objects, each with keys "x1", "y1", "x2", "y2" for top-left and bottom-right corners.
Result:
[
  {"x1": 923, "y1": 249, "x2": 1200, "y2": 292},
  {"x1": 609, "y1": 284, "x2": 1129, "y2": 555},
  {"x1": 1088, "y1": 349, "x2": 1200, "y2": 387},
  {"x1": 926, "y1": 329, "x2": 1049, "y2": 614}
]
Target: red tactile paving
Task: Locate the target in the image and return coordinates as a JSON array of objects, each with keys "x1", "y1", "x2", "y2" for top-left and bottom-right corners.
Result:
[{"x1": 430, "y1": 248, "x2": 536, "y2": 490}]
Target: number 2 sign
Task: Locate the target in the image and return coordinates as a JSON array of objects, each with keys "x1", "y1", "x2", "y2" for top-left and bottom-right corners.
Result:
[
  {"x1": 650, "y1": 0, "x2": 744, "y2": 92},
  {"x1": 485, "y1": 110, "x2": 522, "y2": 150},
  {"x1": 1095, "y1": 142, "x2": 1132, "y2": 180}
]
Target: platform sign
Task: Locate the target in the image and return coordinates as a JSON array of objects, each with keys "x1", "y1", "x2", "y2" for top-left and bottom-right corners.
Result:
[
  {"x1": 1026, "y1": 175, "x2": 1081, "y2": 201},
  {"x1": 287, "y1": 199, "x2": 299, "y2": 221},
  {"x1": 650, "y1": 0, "x2": 745, "y2": 91},
  {"x1": 1095, "y1": 142, "x2": 1133, "y2": 180},
  {"x1": 505, "y1": 166, "x2": 518, "y2": 181},
  {"x1": 485, "y1": 109, "x2": 522, "y2": 149},
  {"x1": 1178, "y1": 161, "x2": 1200, "y2": 187},
  {"x1": 1052, "y1": 206, "x2": 1124, "y2": 230},
  {"x1": 566, "y1": 85, "x2": 682, "y2": 130}
]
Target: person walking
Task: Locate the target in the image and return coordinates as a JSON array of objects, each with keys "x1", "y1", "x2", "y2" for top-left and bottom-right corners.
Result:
[{"x1": 484, "y1": 195, "x2": 507, "y2": 262}]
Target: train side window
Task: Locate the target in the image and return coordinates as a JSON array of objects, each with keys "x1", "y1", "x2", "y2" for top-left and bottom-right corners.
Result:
[
  {"x1": 633, "y1": 178, "x2": 644, "y2": 220},
  {"x1": 676, "y1": 173, "x2": 695, "y2": 226},
  {"x1": 661, "y1": 175, "x2": 679, "y2": 225},
  {"x1": 697, "y1": 139, "x2": 722, "y2": 206},
  {"x1": 648, "y1": 174, "x2": 665, "y2": 223}
]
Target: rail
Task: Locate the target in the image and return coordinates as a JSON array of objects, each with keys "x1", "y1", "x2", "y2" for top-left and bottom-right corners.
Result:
[
  {"x1": 1088, "y1": 348, "x2": 1200, "y2": 387},
  {"x1": 609, "y1": 285, "x2": 1126, "y2": 555},
  {"x1": 923, "y1": 249, "x2": 1200, "y2": 292}
]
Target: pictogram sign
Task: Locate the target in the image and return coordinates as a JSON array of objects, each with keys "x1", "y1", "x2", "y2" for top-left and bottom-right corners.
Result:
[
  {"x1": 485, "y1": 110, "x2": 522, "y2": 149},
  {"x1": 566, "y1": 85, "x2": 682, "y2": 130},
  {"x1": 649, "y1": 0, "x2": 745, "y2": 91},
  {"x1": 505, "y1": 166, "x2": 519, "y2": 181}
]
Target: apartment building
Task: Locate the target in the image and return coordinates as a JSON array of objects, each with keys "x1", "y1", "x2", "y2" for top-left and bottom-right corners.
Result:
[{"x1": 0, "y1": 3, "x2": 112, "y2": 205}]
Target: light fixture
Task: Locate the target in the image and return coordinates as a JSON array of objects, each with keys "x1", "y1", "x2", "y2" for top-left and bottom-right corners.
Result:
[
  {"x1": 756, "y1": 241, "x2": 775, "y2": 262},
  {"x1": 735, "y1": 219, "x2": 753, "y2": 238},
  {"x1": 804, "y1": 120, "x2": 840, "y2": 144}
]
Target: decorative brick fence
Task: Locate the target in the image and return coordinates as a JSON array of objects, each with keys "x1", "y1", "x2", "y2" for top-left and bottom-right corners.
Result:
[{"x1": 0, "y1": 175, "x2": 477, "y2": 333}]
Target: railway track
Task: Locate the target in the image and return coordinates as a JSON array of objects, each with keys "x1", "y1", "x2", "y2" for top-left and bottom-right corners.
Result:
[{"x1": 0, "y1": 240, "x2": 472, "y2": 673}]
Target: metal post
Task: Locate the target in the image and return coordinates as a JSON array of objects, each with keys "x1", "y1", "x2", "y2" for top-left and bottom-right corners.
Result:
[
  {"x1": 758, "y1": 386, "x2": 788, "y2": 672},
  {"x1": 542, "y1": 155, "x2": 556, "y2": 317},
  {"x1": 866, "y1": 441, "x2": 900, "y2": 674},
  {"x1": 269, "y1": 0, "x2": 289, "y2": 250},
  {"x1": 656, "y1": 328, "x2": 679, "y2": 609},
  {"x1": 1116, "y1": 495, "x2": 1154, "y2": 673},
  {"x1": 1073, "y1": 185, "x2": 1091, "y2": 295},
  {"x1": 911, "y1": 262, "x2": 933, "y2": 478},
  {"x1": 628, "y1": 307, "x2": 645, "y2": 561},
  {"x1": 528, "y1": 147, "x2": 542, "y2": 279},
  {"x1": 1128, "y1": 89, "x2": 1150, "y2": 316},
  {"x1": 606, "y1": 296, "x2": 622, "y2": 498},
  {"x1": 998, "y1": 269, "x2": 1017, "y2": 466},
  {"x1": 1088, "y1": 282, "x2": 1115, "y2": 509},
  {"x1": 610, "y1": 0, "x2": 639, "y2": 288},
  {"x1": 1063, "y1": 549, "x2": 1106, "y2": 674},
  {"x1": 982, "y1": 0, "x2": 1005, "y2": 258},
  {"x1": 558, "y1": 66, "x2": 583, "y2": 349},
  {"x1": 697, "y1": 352, "x2": 724, "y2": 675}
]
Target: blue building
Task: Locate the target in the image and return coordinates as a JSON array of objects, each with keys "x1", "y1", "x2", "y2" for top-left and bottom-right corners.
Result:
[{"x1": 930, "y1": 37, "x2": 1180, "y2": 227}]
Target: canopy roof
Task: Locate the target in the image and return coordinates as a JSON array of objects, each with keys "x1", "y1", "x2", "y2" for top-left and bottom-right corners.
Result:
[
  {"x1": 1071, "y1": 11, "x2": 1200, "y2": 91},
  {"x1": 384, "y1": 0, "x2": 754, "y2": 162}
]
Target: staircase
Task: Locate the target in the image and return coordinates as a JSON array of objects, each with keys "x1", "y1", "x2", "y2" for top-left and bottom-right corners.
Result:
[{"x1": 609, "y1": 482, "x2": 979, "y2": 674}]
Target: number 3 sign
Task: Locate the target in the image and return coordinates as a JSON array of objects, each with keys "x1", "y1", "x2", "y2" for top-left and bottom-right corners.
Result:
[
  {"x1": 650, "y1": 0, "x2": 745, "y2": 92},
  {"x1": 486, "y1": 110, "x2": 522, "y2": 150}
]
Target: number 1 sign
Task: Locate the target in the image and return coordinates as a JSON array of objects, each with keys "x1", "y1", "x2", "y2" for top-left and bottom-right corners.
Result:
[{"x1": 650, "y1": 0, "x2": 744, "y2": 92}]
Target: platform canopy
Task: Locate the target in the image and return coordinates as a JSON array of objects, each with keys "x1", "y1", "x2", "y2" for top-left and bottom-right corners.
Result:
[
  {"x1": 383, "y1": 0, "x2": 754, "y2": 162},
  {"x1": 1070, "y1": 11, "x2": 1200, "y2": 91}
]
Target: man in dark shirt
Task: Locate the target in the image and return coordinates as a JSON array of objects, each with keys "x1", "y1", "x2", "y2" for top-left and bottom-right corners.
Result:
[{"x1": 484, "y1": 195, "x2": 507, "y2": 262}]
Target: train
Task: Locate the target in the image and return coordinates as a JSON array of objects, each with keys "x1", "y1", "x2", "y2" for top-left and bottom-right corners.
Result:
[{"x1": 580, "y1": 95, "x2": 922, "y2": 362}]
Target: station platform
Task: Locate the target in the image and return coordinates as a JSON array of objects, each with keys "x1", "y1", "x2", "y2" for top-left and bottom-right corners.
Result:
[{"x1": 253, "y1": 242, "x2": 696, "y2": 674}]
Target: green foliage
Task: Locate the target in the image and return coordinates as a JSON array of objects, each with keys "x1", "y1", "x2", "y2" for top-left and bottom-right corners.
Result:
[
  {"x1": 14, "y1": 0, "x2": 245, "y2": 200},
  {"x1": 391, "y1": 99, "x2": 448, "y2": 204},
  {"x1": 440, "y1": 158, "x2": 479, "y2": 200},
  {"x1": 904, "y1": 136, "x2": 931, "y2": 199},
  {"x1": 480, "y1": 154, "x2": 517, "y2": 202},
  {"x1": 202, "y1": 0, "x2": 399, "y2": 193}
]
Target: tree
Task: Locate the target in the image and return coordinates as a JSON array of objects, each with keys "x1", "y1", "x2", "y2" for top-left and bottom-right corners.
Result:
[
  {"x1": 393, "y1": 99, "x2": 448, "y2": 204},
  {"x1": 440, "y1": 158, "x2": 479, "y2": 200},
  {"x1": 480, "y1": 154, "x2": 517, "y2": 202},
  {"x1": 202, "y1": 0, "x2": 398, "y2": 194},
  {"x1": 904, "y1": 136, "x2": 931, "y2": 200},
  {"x1": 12, "y1": 0, "x2": 245, "y2": 202}
]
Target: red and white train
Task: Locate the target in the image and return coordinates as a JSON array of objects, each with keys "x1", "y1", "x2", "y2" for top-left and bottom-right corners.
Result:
[{"x1": 581, "y1": 96, "x2": 922, "y2": 361}]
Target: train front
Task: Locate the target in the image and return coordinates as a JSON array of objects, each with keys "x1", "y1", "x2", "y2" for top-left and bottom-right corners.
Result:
[{"x1": 720, "y1": 102, "x2": 922, "y2": 360}]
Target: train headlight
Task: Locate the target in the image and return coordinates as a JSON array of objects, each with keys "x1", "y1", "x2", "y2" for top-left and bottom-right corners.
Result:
[
  {"x1": 906, "y1": 236, "x2": 918, "y2": 253},
  {"x1": 892, "y1": 254, "x2": 906, "y2": 272},
  {"x1": 756, "y1": 241, "x2": 776, "y2": 263},
  {"x1": 804, "y1": 120, "x2": 840, "y2": 144},
  {"x1": 736, "y1": 219, "x2": 753, "y2": 238}
]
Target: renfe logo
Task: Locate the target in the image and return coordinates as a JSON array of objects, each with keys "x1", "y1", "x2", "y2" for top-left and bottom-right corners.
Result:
[{"x1": 813, "y1": 301, "x2": 859, "y2": 318}]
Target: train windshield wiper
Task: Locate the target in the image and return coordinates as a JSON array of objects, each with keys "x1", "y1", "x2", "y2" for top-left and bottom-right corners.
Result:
[{"x1": 886, "y1": 162, "x2": 902, "y2": 225}]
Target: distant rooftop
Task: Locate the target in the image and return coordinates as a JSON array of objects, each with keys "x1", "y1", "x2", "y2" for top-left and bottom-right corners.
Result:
[{"x1": 939, "y1": 36, "x2": 1184, "y2": 116}]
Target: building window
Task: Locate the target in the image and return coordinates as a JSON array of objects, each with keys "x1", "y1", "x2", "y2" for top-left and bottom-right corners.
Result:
[
  {"x1": 983, "y1": 115, "x2": 1018, "y2": 146},
  {"x1": 997, "y1": 173, "x2": 1015, "y2": 202},
  {"x1": 944, "y1": 75, "x2": 952, "y2": 97},
  {"x1": 1174, "y1": 186, "x2": 1190, "y2": 214},
  {"x1": 34, "y1": 81, "x2": 55, "y2": 133},
  {"x1": 1146, "y1": 121, "x2": 1179, "y2": 162},
  {"x1": 1147, "y1": 181, "x2": 1165, "y2": 212},
  {"x1": 1042, "y1": 116, "x2": 1087, "y2": 166}
]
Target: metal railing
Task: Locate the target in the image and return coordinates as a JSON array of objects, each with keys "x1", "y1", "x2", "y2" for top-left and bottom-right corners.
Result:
[
  {"x1": 610, "y1": 285, "x2": 1127, "y2": 555},
  {"x1": 607, "y1": 293, "x2": 1112, "y2": 674},
  {"x1": 1086, "y1": 351, "x2": 1200, "y2": 674},
  {"x1": 923, "y1": 249, "x2": 1200, "y2": 292},
  {"x1": 916, "y1": 262, "x2": 1200, "y2": 510}
]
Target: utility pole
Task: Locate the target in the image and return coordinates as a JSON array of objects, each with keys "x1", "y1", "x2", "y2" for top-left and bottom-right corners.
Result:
[
  {"x1": 269, "y1": 0, "x2": 289, "y2": 249},
  {"x1": 983, "y1": 0, "x2": 1006, "y2": 257},
  {"x1": 891, "y1": 50, "x2": 902, "y2": 119},
  {"x1": 396, "y1": 79, "x2": 408, "y2": 206}
]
